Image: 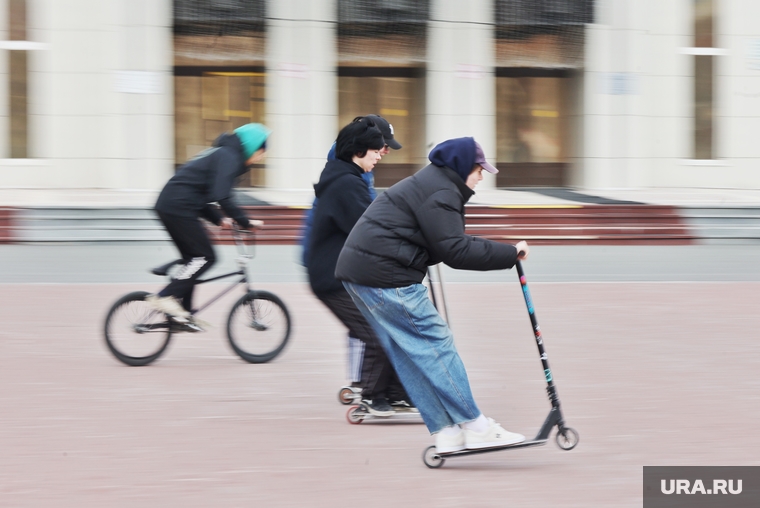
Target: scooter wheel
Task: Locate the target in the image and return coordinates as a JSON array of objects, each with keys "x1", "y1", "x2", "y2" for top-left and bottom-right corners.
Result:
[
  {"x1": 338, "y1": 387, "x2": 356, "y2": 405},
  {"x1": 422, "y1": 446, "x2": 445, "y2": 469},
  {"x1": 346, "y1": 405, "x2": 365, "y2": 425},
  {"x1": 556, "y1": 426, "x2": 579, "y2": 450}
]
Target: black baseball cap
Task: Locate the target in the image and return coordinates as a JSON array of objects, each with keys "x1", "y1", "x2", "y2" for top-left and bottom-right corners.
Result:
[{"x1": 365, "y1": 114, "x2": 402, "y2": 150}]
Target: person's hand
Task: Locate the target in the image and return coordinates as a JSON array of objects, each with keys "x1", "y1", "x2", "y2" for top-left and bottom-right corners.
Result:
[
  {"x1": 515, "y1": 240, "x2": 529, "y2": 260},
  {"x1": 249, "y1": 219, "x2": 264, "y2": 229},
  {"x1": 220, "y1": 217, "x2": 234, "y2": 230}
]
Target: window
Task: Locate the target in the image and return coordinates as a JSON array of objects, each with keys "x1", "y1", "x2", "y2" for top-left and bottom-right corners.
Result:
[
  {"x1": 9, "y1": 0, "x2": 27, "y2": 158},
  {"x1": 337, "y1": 0, "x2": 428, "y2": 187},
  {"x1": 174, "y1": 68, "x2": 266, "y2": 185},
  {"x1": 493, "y1": 0, "x2": 587, "y2": 187},
  {"x1": 338, "y1": 68, "x2": 425, "y2": 187},
  {"x1": 495, "y1": 70, "x2": 571, "y2": 187},
  {"x1": 173, "y1": 0, "x2": 267, "y2": 186}
]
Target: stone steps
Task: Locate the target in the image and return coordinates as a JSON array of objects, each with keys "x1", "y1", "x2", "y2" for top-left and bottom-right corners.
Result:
[
  {"x1": 2, "y1": 204, "x2": 760, "y2": 245},
  {"x1": 681, "y1": 207, "x2": 760, "y2": 243}
]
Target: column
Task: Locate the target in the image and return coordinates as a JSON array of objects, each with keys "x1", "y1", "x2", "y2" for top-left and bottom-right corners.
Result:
[
  {"x1": 265, "y1": 0, "x2": 337, "y2": 190},
  {"x1": 582, "y1": 0, "x2": 692, "y2": 189},
  {"x1": 18, "y1": 0, "x2": 174, "y2": 189},
  {"x1": 427, "y1": 0, "x2": 496, "y2": 188}
]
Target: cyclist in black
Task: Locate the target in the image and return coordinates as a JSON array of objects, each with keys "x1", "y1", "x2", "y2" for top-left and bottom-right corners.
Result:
[{"x1": 147, "y1": 123, "x2": 270, "y2": 326}]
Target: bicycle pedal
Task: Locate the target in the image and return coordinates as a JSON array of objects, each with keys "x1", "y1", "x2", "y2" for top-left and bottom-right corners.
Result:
[
  {"x1": 185, "y1": 322, "x2": 205, "y2": 333},
  {"x1": 171, "y1": 322, "x2": 203, "y2": 333}
]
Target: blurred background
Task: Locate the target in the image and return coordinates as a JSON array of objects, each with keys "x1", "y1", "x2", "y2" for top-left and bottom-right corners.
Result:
[
  {"x1": 2, "y1": 3, "x2": 760, "y2": 505},
  {"x1": 0, "y1": 0, "x2": 751, "y2": 192}
]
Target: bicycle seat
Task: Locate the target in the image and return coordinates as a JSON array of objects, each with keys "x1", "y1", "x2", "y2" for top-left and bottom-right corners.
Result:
[{"x1": 151, "y1": 259, "x2": 182, "y2": 276}]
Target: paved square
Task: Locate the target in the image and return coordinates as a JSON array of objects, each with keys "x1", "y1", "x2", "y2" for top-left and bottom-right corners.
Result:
[{"x1": 1, "y1": 281, "x2": 757, "y2": 507}]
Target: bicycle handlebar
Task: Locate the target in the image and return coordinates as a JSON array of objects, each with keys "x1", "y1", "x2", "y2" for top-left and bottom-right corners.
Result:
[
  {"x1": 230, "y1": 219, "x2": 263, "y2": 236},
  {"x1": 230, "y1": 223, "x2": 260, "y2": 259}
]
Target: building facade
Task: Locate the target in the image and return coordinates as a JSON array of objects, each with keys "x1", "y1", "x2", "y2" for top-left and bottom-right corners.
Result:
[{"x1": 0, "y1": 0, "x2": 758, "y2": 192}]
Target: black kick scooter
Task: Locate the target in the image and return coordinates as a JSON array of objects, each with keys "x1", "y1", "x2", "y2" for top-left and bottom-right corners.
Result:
[{"x1": 422, "y1": 260, "x2": 579, "y2": 468}]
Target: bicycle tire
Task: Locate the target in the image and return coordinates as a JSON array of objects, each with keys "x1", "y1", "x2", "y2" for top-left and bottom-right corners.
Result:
[
  {"x1": 227, "y1": 290, "x2": 291, "y2": 363},
  {"x1": 104, "y1": 291, "x2": 173, "y2": 366}
]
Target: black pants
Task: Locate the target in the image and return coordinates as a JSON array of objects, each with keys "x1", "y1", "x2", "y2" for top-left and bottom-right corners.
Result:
[
  {"x1": 318, "y1": 289, "x2": 409, "y2": 401},
  {"x1": 157, "y1": 211, "x2": 216, "y2": 312}
]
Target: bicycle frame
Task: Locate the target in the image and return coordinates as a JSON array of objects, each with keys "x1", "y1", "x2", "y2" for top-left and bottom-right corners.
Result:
[{"x1": 166, "y1": 228, "x2": 255, "y2": 316}]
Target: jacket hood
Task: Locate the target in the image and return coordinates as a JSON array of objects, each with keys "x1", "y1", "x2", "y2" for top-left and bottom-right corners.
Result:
[
  {"x1": 214, "y1": 133, "x2": 249, "y2": 177},
  {"x1": 428, "y1": 137, "x2": 477, "y2": 183},
  {"x1": 314, "y1": 159, "x2": 364, "y2": 198}
]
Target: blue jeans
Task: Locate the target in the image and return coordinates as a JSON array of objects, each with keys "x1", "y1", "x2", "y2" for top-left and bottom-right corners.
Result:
[{"x1": 343, "y1": 281, "x2": 481, "y2": 434}]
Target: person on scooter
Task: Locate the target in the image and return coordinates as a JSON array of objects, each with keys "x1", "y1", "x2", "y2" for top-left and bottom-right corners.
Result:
[
  {"x1": 301, "y1": 115, "x2": 407, "y2": 411},
  {"x1": 306, "y1": 117, "x2": 412, "y2": 416},
  {"x1": 336, "y1": 136, "x2": 529, "y2": 452}
]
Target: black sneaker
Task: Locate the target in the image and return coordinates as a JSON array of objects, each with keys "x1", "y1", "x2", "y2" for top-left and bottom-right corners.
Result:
[{"x1": 361, "y1": 398, "x2": 394, "y2": 417}]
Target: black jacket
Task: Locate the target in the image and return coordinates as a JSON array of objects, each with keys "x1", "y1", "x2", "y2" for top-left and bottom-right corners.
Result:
[
  {"x1": 307, "y1": 159, "x2": 373, "y2": 295},
  {"x1": 155, "y1": 133, "x2": 250, "y2": 228},
  {"x1": 335, "y1": 164, "x2": 518, "y2": 288}
]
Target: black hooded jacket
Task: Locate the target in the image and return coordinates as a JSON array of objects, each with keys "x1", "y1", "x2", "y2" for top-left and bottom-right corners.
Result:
[
  {"x1": 335, "y1": 138, "x2": 518, "y2": 288},
  {"x1": 307, "y1": 158, "x2": 373, "y2": 295},
  {"x1": 155, "y1": 133, "x2": 250, "y2": 228}
]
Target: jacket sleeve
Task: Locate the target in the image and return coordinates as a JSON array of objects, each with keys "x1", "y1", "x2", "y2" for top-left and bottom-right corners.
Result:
[
  {"x1": 218, "y1": 197, "x2": 250, "y2": 228},
  {"x1": 414, "y1": 189, "x2": 518, "y2": 270},
  {"x1": 200, "y1": 204, "x2": 224, "y2": 225}
]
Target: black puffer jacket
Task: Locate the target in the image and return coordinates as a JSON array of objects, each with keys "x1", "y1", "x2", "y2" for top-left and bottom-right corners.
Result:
[
  {"x1": 155, "y1": 133, "x2": 250, "y2": 228},
  {"x1": 336, "y1": 160, "x2": 518, "y2": 289},
  {"x1": 308, "y1": 159, "x2": 373, "y2": 295}
]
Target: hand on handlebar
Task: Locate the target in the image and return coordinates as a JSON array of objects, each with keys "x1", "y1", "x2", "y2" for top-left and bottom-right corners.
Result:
[
  {"x1": 234, "y1": 219, "x2": 263, "y2": 232},
  {"x1": 221, "y1": 218, "x2": 264, "y2": 231},
  {"x1": 515, "y1": 240, "x2": 530, "y2": 260}
]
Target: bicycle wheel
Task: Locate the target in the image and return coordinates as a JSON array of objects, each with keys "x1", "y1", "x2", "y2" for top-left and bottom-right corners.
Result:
[
  {"x1": 227, "y1": 290, "x2": 291, "y2": 363},
  {"x1": 104, "y1": 291, "x2": 173, "y2": 366}
]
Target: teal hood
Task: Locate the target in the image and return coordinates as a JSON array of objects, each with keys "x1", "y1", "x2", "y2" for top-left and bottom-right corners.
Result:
[{"x1": 234, "y1": 123, "x2": 271, "y2": 159}]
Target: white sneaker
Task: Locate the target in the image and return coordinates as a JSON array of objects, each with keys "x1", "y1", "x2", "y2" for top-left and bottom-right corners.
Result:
[
  {"x1": 146, "y1": 295, "x2": 190, "y2": 322},
  {"x1": 435, "y1": 429, "x2": 466, "y2": 454},
  {"x1": 189, "y1": 316, "x2": 212, "y2": 329},
  {"x1": 464, "y1": 418, "x2": 525, "y2": 450}
]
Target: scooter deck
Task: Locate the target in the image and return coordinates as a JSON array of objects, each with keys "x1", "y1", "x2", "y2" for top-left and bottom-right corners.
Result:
[
  {"x1": 347, "y1": 404, "x2": 423, "y2": 424},
  {"x1": 423, "y1": 438, "x2": 549, "y2": 468},
  {"x1": 437, "y1": 438, "x2": 548, "y2": 458}
]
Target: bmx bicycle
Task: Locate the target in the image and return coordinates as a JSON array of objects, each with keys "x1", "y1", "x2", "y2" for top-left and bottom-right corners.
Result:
[{"x1": 103, "y1": 226, "x2": 291, "y2": 366}]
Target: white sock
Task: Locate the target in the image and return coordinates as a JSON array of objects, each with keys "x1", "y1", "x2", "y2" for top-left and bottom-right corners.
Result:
[
  {"x1": 462, "y1": 414, "x2": 489, "y2": 433},
  {"x1": 347, "y1": 336, "x2": 364, "y2": 383},
  {"x1": 438, "y1": 425, "x2": 462, "y2": 437}
]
